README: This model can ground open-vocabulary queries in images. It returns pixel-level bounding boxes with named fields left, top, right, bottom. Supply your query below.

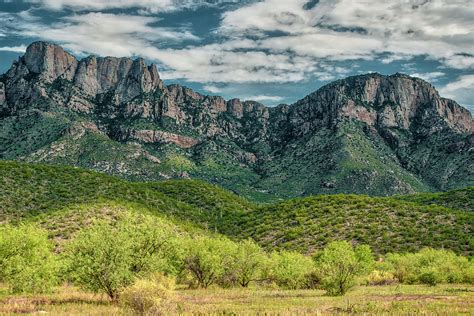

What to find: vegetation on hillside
left=0, top=161, right=472, bottom=256
left=396, top=187, right=474, bottom=211
left=235, top=195, right=473, bottom=255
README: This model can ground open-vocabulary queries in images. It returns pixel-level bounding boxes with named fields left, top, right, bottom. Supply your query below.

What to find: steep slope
left=1, top=161, right=472, bottom=255
left=0, top=42, right=472, bottom=200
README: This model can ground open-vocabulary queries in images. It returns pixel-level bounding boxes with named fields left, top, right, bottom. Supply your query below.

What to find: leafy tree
left=0, top=224, right=58, bottom=294
left=183, top=236, right=236, bottom=288
left=124, top=213, right=183, bottom=276
left=314, top=241, right=374, bottom=296
left=269, top=251, right=315, bottom=289
left=230, top=239, right=267, bottom=287
left=64, top=213, right=181, bottom=300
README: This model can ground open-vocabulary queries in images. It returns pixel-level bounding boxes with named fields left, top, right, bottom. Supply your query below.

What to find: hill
left=234, top=195, right=472, bottom=255
left=0, top=161, right=472, bottom=255
left=395, top=187, right=474, bottom=212
left=0, top=42, right=473, bottom=201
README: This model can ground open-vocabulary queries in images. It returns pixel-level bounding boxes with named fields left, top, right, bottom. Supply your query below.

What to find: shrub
left=183, top=236, right=236, bottom=288
left=0, top=224, right=58, bottom=294
left=463, top=263, right=474, bottom=284
left=120, top=273, right=175, bottom=315
left=385, top=248, right=472, bottom=285
left=314, top=241, right=374, bottom=296
left=366, top=270, right=397, bottom=286
left=269, top=251, right=315, bottom=289
left=229, top=239, right=267, bottom=287
left=419, top=268, right=442, bottom=286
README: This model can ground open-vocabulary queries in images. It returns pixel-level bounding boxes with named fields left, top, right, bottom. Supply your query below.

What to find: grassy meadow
left=1, top=284, right=473, bottom=315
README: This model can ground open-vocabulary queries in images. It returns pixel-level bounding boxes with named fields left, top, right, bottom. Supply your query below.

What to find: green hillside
left=395, top=187, right=474, bottom=212
left=234, top=195, right=472, bottom=255
left=0, top=161, right=472, bottom=255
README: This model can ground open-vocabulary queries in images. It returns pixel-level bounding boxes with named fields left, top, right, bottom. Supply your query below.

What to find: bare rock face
left=127, top=129, right=199, bottom=148
left=0, top=82, right=5, bottom=106
left=227, top=98, right=243, bottom=118
left=288, top=73, right=473, bottom=137
left=23, top=41, right=78, bottom=82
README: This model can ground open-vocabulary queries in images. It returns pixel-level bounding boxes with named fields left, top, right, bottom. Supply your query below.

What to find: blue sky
left=0, top=0, right=473, bottom=112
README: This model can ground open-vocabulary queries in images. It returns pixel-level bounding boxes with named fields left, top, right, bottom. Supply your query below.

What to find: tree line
left=1, top=212, right=473, bottom=301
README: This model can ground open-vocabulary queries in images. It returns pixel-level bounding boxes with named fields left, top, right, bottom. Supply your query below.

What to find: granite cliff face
left=0, top=42, right=472, bottom=200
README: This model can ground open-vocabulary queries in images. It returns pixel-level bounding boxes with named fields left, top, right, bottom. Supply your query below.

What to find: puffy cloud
left=219, top=0, right=474, bottom=68
left=410, top=71, right=445, bottom=82
left=439, top=75, right=474, bottom=111
left=203, top=85, right=222, bottom=94
left=5, top=12, right=199, bottom=58
left=150, top=45, right=316, bottom=83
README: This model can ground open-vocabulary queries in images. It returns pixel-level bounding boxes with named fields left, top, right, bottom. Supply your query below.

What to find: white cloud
left=219, top=0, right=474, bottom=68
left=443, top=55, right=474, bottom=69
left=203, top=85, right=222, bottom=93
left=8, top=12, right=199, bottom=58
left=243, top=95, right=284, bottom=102
left=26, top=0, right=214, bottom=12
left=439, top=75, right=474, bottom=110
left=0, top=45, right=27, bottom=53
left=410, top=71, right=445, bottom=82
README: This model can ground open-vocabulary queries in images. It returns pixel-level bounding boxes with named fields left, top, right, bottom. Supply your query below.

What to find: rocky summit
left=0, top=42, right=473, bottom=201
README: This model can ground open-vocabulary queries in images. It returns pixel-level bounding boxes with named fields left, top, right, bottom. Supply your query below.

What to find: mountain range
left=1, top=42, right=473, bottom=201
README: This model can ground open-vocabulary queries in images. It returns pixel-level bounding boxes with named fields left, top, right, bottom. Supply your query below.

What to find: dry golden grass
left=0, top=284, right=473, bottom=315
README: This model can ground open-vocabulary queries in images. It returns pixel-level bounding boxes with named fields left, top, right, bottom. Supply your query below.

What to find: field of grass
left=1, top=284, right=473, bottom=315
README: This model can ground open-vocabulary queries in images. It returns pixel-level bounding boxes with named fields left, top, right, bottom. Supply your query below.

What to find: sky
left=0, top=0, right=473, bottom=112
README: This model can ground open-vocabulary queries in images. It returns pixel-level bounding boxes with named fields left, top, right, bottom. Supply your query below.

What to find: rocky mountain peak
left=23, top=41, right=78, bottom=82
left=294, top=73, right=473, bottom=135
left=4, top=41, right=166, bottom=115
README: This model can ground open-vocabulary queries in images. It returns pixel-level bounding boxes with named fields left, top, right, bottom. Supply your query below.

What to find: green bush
left=183, top=236, right=236, bottom=288
left=229, top=239, right=267, bottom=287
left=269, top=251, right=315, bottom=289
left=384, top=248, right=472, bottom=285
left=314, top=241, right=374, bottom=296
left=366, top=270, right=397, bottom=286
left=120, top=273, right=175, bottom=315
left=0, top=224, right=58, bottom=294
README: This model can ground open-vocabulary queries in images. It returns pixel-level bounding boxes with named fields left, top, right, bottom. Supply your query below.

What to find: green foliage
left=228, top=239, right=267, bottom=287
left=383, top=248, right=472, bottom=286
left=0, top=161, right=472, bottom=257
left=183, top=236, right=236, bottom=288
left=268, top=251, right=315, bottom=289
left=365, top=270, right=397, bottom=286
left=396, top=187, right=474, bottom=211
left=0, top=224, right=58, bottom=294
left=314, top=241, right=374, bottom=296
left=238, top=194, right=473, bottom=255
left=63, top=212, right=182, bottom=299
left=120, top=273, right=175, bottom=315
